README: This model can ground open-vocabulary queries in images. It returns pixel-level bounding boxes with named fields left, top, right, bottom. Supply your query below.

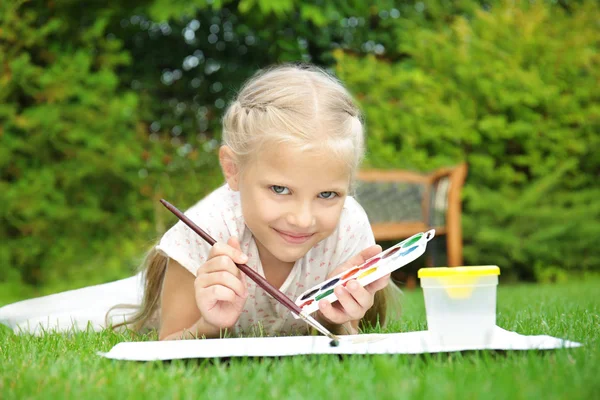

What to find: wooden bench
left=355, top=163, right=468, bottom=267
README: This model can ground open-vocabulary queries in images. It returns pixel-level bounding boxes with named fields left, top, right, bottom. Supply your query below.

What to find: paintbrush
left=160, top=199, right=340, bottom=345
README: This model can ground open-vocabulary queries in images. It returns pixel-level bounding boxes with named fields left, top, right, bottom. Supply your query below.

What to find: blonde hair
left=110, top=63, right=400, bottom=333
left=222, top=64, right=365, bottom=185
left=108, top=246, right=168, bottom=332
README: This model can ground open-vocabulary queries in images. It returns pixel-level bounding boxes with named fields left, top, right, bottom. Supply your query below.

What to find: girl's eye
left=271, top=185, right=290, bottom=195
left=319, top=191, right=338, bottom=199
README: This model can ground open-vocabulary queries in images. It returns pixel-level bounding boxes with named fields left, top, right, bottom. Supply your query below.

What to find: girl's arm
left=158, top=259, right=220, bottom=340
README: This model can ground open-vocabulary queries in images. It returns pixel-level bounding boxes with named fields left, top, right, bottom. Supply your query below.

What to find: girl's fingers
left=329, top=244, right=382, bottom=277
left=196, top=270, right=247, bottom=298
left=347, top=244, right=382, bottom=267
left=201, top=285, right=237, bottom=303
left=332, top=286, right=363, bottom=320
left=364, top=274, right=391, bottom=294
left=240, top=271, right=248, bottom=288
left=227, top=236, right=242, bottom=251
left=318, top=300, right=350, bottom=325
left=319, top=278, right=382, bottom=323
left=201, top=255, right=240, bottom=273
left=338, top=281, right=373, bottom=314
left=318, top=284, right=372, bottom=323
left=208, top=238, right=248, bottom=265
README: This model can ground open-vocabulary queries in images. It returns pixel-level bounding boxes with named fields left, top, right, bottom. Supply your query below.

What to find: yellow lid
left=418, top=266, right=500, bottom=278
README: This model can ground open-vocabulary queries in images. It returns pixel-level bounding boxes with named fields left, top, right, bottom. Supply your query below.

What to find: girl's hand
left=317, top=244, right=390, bottom=332
left=194, top=237, right=249, bottom=330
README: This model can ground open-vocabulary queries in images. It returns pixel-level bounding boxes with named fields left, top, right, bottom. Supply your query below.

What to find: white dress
left=0, top=184, right=374, bottom=335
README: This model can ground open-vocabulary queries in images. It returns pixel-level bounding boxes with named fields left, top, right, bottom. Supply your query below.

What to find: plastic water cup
left=418, top=266, right=500, bottom=347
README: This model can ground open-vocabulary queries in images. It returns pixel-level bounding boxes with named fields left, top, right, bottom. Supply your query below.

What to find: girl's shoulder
left=334, top=195, right=374, bottom=247
left=340, top=195, right=370, bottom=224
left=297, top=195, right=373, bottom=274
left=156, top=184, right=246, bottom=275
left=312, top=195, right=372, bottom=251
left=187, top=183, right=238, bottom=209
left=184, top=184, right=242, bottom=220
left=184, top=183, right=245, bottom=235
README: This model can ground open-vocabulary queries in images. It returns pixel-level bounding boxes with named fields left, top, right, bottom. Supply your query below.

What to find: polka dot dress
left=155, top=184, right=375, bottom=336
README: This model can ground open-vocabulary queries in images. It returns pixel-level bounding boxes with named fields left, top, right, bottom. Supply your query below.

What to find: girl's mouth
left=274, top=229, right=314, bottom=244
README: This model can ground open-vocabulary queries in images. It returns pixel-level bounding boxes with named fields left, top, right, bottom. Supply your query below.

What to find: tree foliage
left=0, top=0, right=147, bottom=292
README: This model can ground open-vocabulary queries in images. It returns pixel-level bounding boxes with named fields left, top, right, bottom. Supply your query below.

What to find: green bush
left=0, top=1, right=151, bottom=292
left=335, top=0, right=600, bottom=279
left=0, top=1, right=232, bottom=295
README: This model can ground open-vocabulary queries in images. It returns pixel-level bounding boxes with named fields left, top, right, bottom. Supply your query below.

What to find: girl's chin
left=269, top=243, right=313, bottom=264
left=272, top=249, right=308, bottom=264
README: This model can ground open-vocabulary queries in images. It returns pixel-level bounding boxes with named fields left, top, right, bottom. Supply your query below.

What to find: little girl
left=122, top=64, right=400, bottom=340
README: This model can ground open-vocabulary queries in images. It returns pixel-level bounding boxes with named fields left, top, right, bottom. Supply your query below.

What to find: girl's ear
left=219, top=145, right=240, bottom=190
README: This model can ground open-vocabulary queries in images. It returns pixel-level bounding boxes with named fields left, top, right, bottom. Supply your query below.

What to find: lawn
left=1, top=278, right=598, bottom=399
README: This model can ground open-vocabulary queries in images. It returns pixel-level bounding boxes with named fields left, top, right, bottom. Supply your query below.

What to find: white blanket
left=0, top=273, right=144, bottom=335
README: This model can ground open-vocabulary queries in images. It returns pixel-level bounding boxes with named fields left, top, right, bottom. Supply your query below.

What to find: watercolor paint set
left=294, top=229, right=436, bottom=316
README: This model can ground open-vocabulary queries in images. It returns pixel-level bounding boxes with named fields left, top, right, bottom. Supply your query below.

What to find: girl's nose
left=287, top=202, right=314, bottom=229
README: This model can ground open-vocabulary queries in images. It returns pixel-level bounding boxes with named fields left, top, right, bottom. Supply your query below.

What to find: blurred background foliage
left=0, top=0, right=598, bottom=302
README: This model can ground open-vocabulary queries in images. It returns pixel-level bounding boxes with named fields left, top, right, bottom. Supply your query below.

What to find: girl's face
left=232, top=144, right=351, bottom=268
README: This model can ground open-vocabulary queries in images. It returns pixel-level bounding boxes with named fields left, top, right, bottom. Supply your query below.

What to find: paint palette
left=294, top=229, right=435, bottom=316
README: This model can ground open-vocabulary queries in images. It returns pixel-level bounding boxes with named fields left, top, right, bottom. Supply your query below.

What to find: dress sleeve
left=327, top=196, right=376, bottom=273
left=155, top=199, right=231, bottom=277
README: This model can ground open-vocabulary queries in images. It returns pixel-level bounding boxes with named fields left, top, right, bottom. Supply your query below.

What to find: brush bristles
left=299, top=312, right=340, bottom=342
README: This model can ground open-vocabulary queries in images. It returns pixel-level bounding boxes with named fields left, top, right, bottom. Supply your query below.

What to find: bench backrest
left=355, top=163, right=467, bottom=266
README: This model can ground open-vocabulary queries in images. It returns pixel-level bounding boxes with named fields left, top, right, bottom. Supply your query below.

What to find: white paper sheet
left=98, top=326, right=581, bottom=361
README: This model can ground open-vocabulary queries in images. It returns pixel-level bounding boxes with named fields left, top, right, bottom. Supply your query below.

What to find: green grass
left=1, top=279, right=598, bottom=399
